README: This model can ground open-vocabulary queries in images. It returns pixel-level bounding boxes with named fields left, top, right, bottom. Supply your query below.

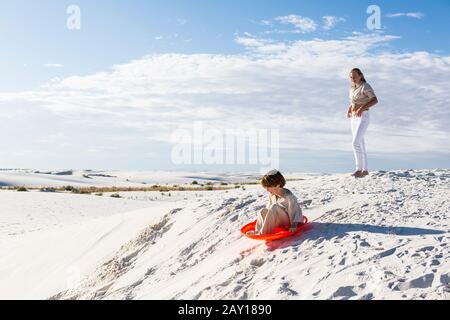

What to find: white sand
left=0, top=169, right=261, bottom=188
left=0, top=169, right=448, bottom=300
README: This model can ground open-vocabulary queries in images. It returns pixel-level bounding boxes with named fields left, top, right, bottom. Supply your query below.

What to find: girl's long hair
left=350, top=68, right=366, bottom=85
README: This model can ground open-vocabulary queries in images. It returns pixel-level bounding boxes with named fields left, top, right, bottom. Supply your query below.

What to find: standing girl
left=347, top=68, right=379, bottom=178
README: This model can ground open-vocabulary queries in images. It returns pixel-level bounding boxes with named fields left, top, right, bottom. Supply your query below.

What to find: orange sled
left=241, top=216, right=308, bottom=241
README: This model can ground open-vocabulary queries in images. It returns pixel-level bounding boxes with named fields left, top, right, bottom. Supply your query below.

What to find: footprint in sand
left=278, top=282, right=298, bottom=296
left=430, top=259, right=440, bottom=266
left=312, top=290, right=321, bottom=297
left=250, top=258, right=266, bottom=268
left=392, top=273, right=435, bottom=291
left=416, top=246, right=435, bottom=253
left=219, top=278, right=233, bottom=287
left=360, top=293, right=374, bottom=300
left=440, top=273, right=450, bottom=286
left=331, top=286, right=357, bottom=299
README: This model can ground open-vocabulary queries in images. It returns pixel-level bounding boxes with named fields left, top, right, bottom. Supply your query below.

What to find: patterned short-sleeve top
left=349, top=82, right=376, bottom=110
left=268, top=188, right=303, bottom=225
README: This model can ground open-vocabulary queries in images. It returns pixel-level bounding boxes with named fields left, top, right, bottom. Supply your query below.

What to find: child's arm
left=267, top=194, right=273, bottom=208
left=289, top=213, right=302, bottom=232
left=287, top=193, right=303, bottom=232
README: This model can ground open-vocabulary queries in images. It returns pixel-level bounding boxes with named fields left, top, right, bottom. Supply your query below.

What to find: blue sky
left=0, top=0, right=449, bottom=173
left=1, top=0, right=448, bottom=91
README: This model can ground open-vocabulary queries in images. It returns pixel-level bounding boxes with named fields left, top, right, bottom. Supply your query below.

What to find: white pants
left=350, top=111, right=370, bottom=171
left=255, top=204, right=290, bottom=235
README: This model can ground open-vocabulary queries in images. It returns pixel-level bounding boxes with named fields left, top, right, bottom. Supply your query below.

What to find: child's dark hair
left=261, top=170, right=286, bottom=188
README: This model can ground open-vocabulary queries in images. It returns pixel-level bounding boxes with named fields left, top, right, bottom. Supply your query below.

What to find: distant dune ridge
left=0, top=169, right=448, bottom=300
left=0, top=169, right=265, bottom=188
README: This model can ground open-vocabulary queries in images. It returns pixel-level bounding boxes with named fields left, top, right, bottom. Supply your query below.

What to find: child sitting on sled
left=248, top=170, right=304, bottom=235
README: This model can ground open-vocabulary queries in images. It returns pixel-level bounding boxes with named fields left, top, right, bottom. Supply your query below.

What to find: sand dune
left=0, top=169, right=263, bottom=188
left=0, top=169, right=448, bottom=300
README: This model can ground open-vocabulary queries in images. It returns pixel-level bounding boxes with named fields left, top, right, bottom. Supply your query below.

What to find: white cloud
left=234, top=36, right=265, bottom=47
left=1, top=33, right=449, bottom=169
left=260, top=20, right=273, bottom=26
left=234, top=35, right=288, bottom=54
left=386, top=12, right=425, bottom=19
left=322, top=16, right=346, bottom=30
left=43, top=64, right=63, bottom=68
left=274, top=15, right=317, bottom=33
left=154, top=34, right=180, bottom=41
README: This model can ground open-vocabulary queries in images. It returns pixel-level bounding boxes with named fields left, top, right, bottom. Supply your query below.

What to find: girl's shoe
left=362, top=171, right=369, bottom=177
left=351, top=170, right=363, bottom=178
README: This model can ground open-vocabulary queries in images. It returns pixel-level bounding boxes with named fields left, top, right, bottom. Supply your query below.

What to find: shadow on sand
left=265, top=222, right=447, bottom=251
